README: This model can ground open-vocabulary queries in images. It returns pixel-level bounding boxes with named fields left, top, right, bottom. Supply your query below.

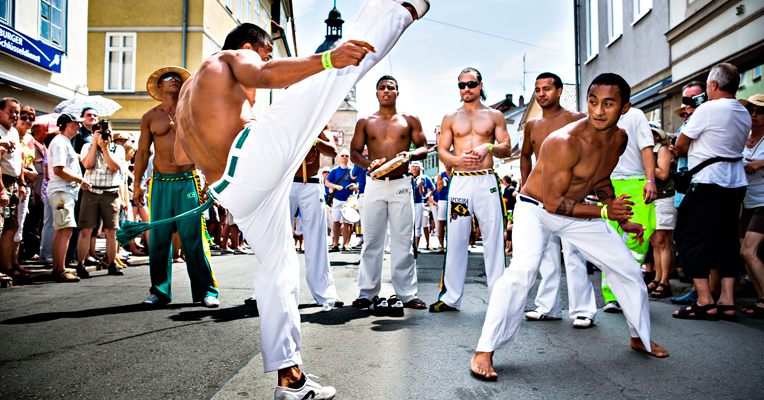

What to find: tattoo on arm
left=594, top=187, right=614, bottom=202
left=555, top=198, right=577, bottom=217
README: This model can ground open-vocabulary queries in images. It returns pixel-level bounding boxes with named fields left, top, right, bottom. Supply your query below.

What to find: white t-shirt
left=612, top=108, right=654, bottom=176
left=47, top=134, right=82, bottom=198
left=682, top=98, right=750, bottom=188
left=0, top=124, right=22, bottom=177
left=743, top=136, right=764, bottom=208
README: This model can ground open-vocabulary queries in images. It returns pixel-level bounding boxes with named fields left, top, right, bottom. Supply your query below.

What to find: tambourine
left=370, top=155, right=408, bottom=179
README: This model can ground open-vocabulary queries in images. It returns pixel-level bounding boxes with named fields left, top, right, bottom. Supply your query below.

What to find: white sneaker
left=394, top=0, right=430, bottom=19
left=524, top=310, right=561, bottom=321
left=142, top=294, right=168, bottom=306
left=203, top=296, right=220, bottom=308
left=603, top=301, right=622, bottom=313
left=274, top=374, right=336, bottom=400
left=572, top=316, right=594, bottom=329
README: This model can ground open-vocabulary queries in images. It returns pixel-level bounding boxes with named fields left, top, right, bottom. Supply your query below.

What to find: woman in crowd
left=647, top=125, right=676, bottom=298
left=739, top=94, right=764, bottom=318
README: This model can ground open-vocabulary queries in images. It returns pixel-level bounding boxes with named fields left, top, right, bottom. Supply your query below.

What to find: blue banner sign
left=0, top=24, right=62, bottom=73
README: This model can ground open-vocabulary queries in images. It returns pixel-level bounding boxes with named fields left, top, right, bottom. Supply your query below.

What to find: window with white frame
left=224, top=0, right=232, bottom=12
left=633, top=0, right=652, bottom=23
left=586, top=0, right=599, bottom=60
left=740, top=72, right=747, bottom=88
left=236, top=0, right=242, bottom=21
left=754, top=66, right=762, bottom=81
left=0, top=0, right=13, bottom=26
left=261, top=1, right=271, bottom=27
left=606, top=0, right=622, bottom=44
left=105, top=33, right=136, bottom=92
left=40, top=0, right=65, bottom=48
left=255, top=1, right=261, bottom=26
left=244, top=0, right=251, bottom=22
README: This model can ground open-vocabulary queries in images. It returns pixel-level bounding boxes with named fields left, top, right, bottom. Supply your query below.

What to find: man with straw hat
left=133, top=66, right=219, bottom=308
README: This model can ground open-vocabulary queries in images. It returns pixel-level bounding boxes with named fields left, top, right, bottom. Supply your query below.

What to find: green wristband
left=488, top=144, right=493, bottom=153
left=321, top=52, right=334, bottom=70
left=601, top=205, right=608, bottom=220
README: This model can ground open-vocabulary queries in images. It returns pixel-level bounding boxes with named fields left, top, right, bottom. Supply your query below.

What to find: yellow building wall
left=88, top=0, right=204, bottom=28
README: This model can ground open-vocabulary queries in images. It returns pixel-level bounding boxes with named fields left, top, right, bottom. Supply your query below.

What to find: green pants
left=148, top=170, right=218, bottom=302
left=602, top=177, right=655, bottom=303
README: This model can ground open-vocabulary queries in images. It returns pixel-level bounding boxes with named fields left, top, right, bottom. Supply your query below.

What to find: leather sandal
left=716, top=304, right=738, bottom=322
left=650, top=283, right=673, bottom=299
left=673, top=302, right=718, bottom=321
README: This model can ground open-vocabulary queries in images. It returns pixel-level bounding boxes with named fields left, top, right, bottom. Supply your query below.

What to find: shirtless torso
left=295, top=126, right=336, bottom=179
left=351, top=113, right=427, bottom=177
left=439, top=105, right=511, bottom=170
left=521, top=109, right=586, bottom=184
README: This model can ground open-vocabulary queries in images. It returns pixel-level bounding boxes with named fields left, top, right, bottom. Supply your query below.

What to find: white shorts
left=437, top=199, right=448, bottom=221
left=654, top=197, right=676, bottom=230
left=331, top=200, right=350, bottom=224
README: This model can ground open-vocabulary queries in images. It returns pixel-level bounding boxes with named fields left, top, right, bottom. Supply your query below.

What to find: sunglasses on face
left=19, top=116, right=35, bottom=122
left=458, top=81, right=480, bottom=90
left=679, top=112, right=688, bottom=118
left=162, top=75, right=182, bottom=83
left=748, top=106, right=764, bottom=115
left=340, top=155, right=349, bottom=158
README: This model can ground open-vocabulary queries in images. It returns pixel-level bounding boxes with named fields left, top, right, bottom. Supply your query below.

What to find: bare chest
left=570, top=143, right=620, bottom=184
left=366, top=116, right=411, bottom=142
left=452, top=113, right=494, bottom=138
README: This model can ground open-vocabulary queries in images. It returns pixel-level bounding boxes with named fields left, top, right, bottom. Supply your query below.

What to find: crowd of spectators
left=0, top=98, right=248, bottom=284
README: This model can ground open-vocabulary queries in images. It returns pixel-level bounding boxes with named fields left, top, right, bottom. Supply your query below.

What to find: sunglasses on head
left=19, top=116, right=35, bottom=122
left=458, top=81, right=480, bottom=90
left=748, top=106, right=764, bottom=115
left=162, top=75, right=181, bottom=83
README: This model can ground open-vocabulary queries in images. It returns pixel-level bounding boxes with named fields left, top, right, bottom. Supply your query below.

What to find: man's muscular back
left=521, top=119, right=628, bottom=204
left=141, top=106, right=194, bottom=174
left=526, top=110, right=586, bottom=157
left=445, top=106, right=508, bottom=171
left=176, top=52, right=258, bottom=183
left=355, top=113, right=422, bottom=178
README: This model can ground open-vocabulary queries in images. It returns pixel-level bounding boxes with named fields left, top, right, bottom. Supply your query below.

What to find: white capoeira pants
left=438, top=171, right=506, bottom=308
left=414, top=203, right=424, bottom=238
left=430, top=203, right=439, bottom=237
left=357, top=176, right=418, bottom=302
left=251, top=180, right=340, bottom=305
left=476, top=197, right=652, bottom=353
left=208, top=0, right=414, bottom=372
left=533, top=236, right=597, bottom=319
left=437, top=199, right=448, bottom=221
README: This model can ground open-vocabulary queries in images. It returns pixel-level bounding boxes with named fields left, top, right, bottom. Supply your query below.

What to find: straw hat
left=740, top=94, right=764, bottom=108
left=672, top=106, right=686, bottom=117
left=112, top=132, right=131, bottom=141
left=146, top=66, right=191, bottom=101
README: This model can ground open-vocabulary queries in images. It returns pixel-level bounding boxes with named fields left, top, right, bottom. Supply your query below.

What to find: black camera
left=682, top=93, right=707, bottom=108
left=96, top=119, right=111, bottom=141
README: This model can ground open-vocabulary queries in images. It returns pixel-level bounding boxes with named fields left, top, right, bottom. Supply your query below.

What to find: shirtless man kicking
left=520, top=72, right=597, bottom=328
left=173, top=1, right=429, bottom=398
left=350, top=75, right=429, bottom=312
left=135, top=67, right=219, bottom=308
left=471, top=73, right=668, bottom=381
left=429, top=67, right=512, bottom=313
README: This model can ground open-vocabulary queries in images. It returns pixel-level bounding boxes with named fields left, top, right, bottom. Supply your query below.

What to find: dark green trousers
left=148, top=170, right=218, bottom=302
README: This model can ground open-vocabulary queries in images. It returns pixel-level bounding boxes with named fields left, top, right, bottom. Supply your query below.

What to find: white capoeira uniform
left=476, top=195, right=652, bottom=353
left=250, top=177, right=340, bottom=305
left=207, top=0, right=414, bottom=372
left=414, top=202, right=425, bottom=238
left=438, top=169, right=506, bottom=308
left=532, top=234, right=597, bottom=320
left=357, top=174, right=418, bottom=301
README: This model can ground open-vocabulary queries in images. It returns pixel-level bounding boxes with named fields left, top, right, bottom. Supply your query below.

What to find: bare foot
left=630, top=338, right=669, bottom=358
left=470, top=351, right=498, bottom=380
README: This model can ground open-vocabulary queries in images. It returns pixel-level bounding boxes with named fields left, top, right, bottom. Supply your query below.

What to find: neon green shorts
left=608, top=177, right=656, bottom=264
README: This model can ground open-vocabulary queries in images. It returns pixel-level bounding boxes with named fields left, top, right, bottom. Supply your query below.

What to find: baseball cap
left=57, top=113, right=85, bottom=129
left=339, top=148, right=350, bottom=157
left=410, top=161, right=423, bottom=168
left=321, top=166, right=331, bottom=173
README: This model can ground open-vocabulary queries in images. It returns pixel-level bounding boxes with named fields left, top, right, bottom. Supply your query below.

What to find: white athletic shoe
left=142, top=294, right=168, bottom=306
left=524, top=311, right=561, bottom=321
left=394, top=0, right=430, bottom=19
left=203, top=296, right=220, bottom=308
left=274, top=373, right=336, bottom=400
left=603, top=301, right=622, bottom=313
left=572, top=316, right=594, bottom=329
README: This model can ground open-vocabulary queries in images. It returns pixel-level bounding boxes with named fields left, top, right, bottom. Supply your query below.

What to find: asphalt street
left=1, top=237, right=763, bottom=400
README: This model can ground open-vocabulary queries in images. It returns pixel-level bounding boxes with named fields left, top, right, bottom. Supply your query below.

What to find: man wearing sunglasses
left=349, top=75, right=429, bottom=312
left=169, top=1, right=430, bottom=397
left=134, top=66, right=219, bottom=309
left=429, top=67, right=512, bottom=313
left=518, top=72, right=596, bottom=329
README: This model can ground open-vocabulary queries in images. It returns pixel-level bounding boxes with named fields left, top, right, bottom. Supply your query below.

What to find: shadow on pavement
left=300, top=306, right=372, bottom=326
left=1, top=303, right=255, bottom=325
left=370, top=317, right=422, bottom=332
